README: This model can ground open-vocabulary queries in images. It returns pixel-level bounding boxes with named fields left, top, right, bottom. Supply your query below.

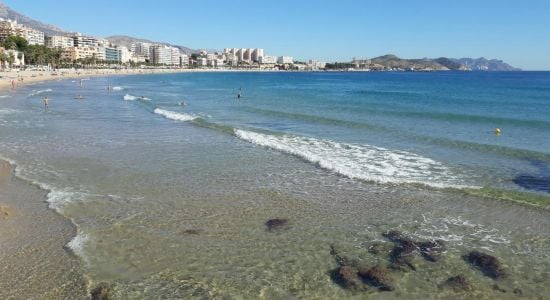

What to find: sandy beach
left=0, top=161, right=88, bottom=299
left=0, top=68, right=214, bottom=91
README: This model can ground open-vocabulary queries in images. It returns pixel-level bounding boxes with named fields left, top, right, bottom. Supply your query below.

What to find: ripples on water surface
left=0, top=71, right=549, bottom=298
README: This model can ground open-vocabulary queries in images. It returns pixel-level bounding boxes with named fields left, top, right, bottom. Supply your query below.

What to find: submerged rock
left=330, top=244, right=359, bottom=268
left=358, top=265, right=394, bottom=291
left=417, top=240, right=446, bottom=262
left=387, top=237, right=417, bottom=271
left=382, top=230, right=403, bottom=242
left=91, top=283, right=110, bottom=300
left=181, top=229, right=200, bottom=235
left=463, top=251, right=506, bottom=279
left=265, top=218, right=289, bottom=231
left=330, top=266, right=366, bottom=291
left=368, top=242, right=392, bottom=255
left=439, top=275, right=471, bottom=291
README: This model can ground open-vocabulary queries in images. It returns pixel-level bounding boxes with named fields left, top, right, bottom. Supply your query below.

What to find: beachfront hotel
left=0, top=18, right=44, bottom=45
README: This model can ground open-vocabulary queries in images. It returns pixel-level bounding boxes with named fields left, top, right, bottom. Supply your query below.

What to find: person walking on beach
left=42, top=96, right=49, bottom=108
left=11, top=80, right=15, bottom=89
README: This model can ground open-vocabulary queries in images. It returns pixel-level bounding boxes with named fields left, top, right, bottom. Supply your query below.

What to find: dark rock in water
left=390, top=255, right=416, bottom=271
left=265, top=218, right=289, bottom=231
left=439, top=275, right=471, bottom=291
left=382, top=230, right=403, bottom=241
left=389, top=238, right=417, bottom=271
left=181, top=229, right=200, bottom=235
left=330, top=245, right=359, bottom=268
left=91, top=283, right=110, bottom=300
left=513, top=174, right=550, bottom=193
left=513, top=288, right=523, bottom=295
left=513, top=160, right=550, bottom=193
left=330, top=266, right=366, bottom=291
left=418, top=240, right=446, bottom=262
left=463, top=251, right=506, bottom=279
left=358, top=265, right=394, bottom=291
left=383, top=231, right=418, bottom=271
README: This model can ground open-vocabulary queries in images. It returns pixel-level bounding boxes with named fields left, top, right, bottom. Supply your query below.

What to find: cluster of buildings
left=0, top=17, right=327, bottom=70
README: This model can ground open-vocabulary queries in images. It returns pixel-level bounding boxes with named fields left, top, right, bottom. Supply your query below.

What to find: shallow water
left=0, top=72, right=549, bottom=298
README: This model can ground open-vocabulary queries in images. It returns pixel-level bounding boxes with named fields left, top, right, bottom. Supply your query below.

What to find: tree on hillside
left=2, top=35, right=28, bottom=51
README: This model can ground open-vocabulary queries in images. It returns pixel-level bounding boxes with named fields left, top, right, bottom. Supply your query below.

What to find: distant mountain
left=0, top=3, right=204, bottom=54
left=0, top=2, right=67, bottom=35
left=452, top=57, right=520, bottom=71
left=369, top=54, right=449, bottom=70
left=361, top=54, right=520, bottom=71
left=106, top=35, right=201, bottom=54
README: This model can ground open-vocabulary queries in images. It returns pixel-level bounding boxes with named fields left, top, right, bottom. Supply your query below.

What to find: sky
left=4, top=0, right=550, bottom=70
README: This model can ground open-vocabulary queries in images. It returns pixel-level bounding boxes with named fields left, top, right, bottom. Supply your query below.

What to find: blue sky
left=4, top=0, right=550, bottom=70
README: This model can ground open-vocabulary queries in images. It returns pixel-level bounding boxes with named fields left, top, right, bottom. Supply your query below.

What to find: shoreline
left=0, top=68, right=242, bottom=92
left=0, top=159, right=88, bottom=299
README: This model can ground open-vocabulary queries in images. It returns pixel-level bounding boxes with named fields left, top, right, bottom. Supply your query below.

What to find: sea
left=0, top=71, right=549, bottom=298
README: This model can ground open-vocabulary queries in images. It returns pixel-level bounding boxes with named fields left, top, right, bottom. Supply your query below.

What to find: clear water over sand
left=0, top=72, right=549, bottom=298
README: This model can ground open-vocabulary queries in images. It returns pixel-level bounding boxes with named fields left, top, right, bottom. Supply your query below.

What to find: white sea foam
left=154, top=108, right=197, bottom=122
left=235, top=129, right=469, bottom=188
left=28, top=89, right=52, bottom=96
left=0, top=95, right=11, bottom=98
left=112, top=86, right=124, bottom=91
left=66, top=232, right=88, bottom=259
left=124, top=94, right=151, bottom=101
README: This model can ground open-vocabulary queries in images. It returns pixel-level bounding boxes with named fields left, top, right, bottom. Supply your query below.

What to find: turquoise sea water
left=0, top=71, right=549, bottom=298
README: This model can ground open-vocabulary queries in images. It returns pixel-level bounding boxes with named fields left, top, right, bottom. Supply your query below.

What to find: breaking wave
left=234, top=129, right=471, bottom=188
left=29, top=89, right=52, bottom=96
left=153, top=108, right=198, bottom=122
left=124, top=94, right=151, bottom=101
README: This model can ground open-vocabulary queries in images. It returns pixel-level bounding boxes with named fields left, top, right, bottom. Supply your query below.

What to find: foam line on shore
left=0, top=154, right=89, bottom=263
left=234, top=129, right=472, bottom=189
left=153, top=108, right=198, bottom=122
left=124, top=94, right=151, bottom=101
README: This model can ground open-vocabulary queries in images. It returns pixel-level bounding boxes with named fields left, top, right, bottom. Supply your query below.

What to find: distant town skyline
left=4, top=0, right=550, bottom=70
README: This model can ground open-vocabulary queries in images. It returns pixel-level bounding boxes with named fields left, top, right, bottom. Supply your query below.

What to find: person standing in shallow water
left=42, top=96, right=49, bottom=108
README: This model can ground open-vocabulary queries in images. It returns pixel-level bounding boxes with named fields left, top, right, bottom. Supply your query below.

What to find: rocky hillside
left=363, top=54, right=520, bottom=71
left=0, top=2, right=67, bottom=35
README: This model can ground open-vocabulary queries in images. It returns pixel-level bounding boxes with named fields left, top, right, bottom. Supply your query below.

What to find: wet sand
left=0, top=160, right=88, bottom=299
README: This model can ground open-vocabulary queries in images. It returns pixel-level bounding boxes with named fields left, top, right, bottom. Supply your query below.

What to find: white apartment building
left=180, top=54, right=189, bottom=67
left=197, top=58, right=208, bottom=67
left=150, top=44, right=173, bottom=65
left=309, top=60, right=327, bottom=69
left=45, top=35, right=74, bottom=48
left=134, top=42, right=151, bottom=59
left=20, top=26, right=44, bottom=45
left=223, top=48, right=265, bottom=63
left=251, top=48, right=264, bottom=61
left=118, top=46, right=132, bottom=63
left=170, top=47, right=180, bottom=66
left=72, top=33, right=106, bottom=48
left=259, top=55, right=277, bottom=64
left=277, top=56, right=294, bottom=64
left=0, top=18, right=44, bottom=45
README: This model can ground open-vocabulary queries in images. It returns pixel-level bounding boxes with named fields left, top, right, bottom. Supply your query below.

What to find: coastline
left=0, top=160, right=88, bottom=299
left=0, top=67, right=244, bottom=91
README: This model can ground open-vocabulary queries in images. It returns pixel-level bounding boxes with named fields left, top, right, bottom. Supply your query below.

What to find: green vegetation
left=1, top=35, right=29, bottom=51
left=460, top=187, right=550, bottom=210
left=325, top=62, right=354, bottom=70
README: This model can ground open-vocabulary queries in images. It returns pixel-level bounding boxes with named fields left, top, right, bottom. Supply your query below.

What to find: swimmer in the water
left=179, top=101, right=187, bottom=106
